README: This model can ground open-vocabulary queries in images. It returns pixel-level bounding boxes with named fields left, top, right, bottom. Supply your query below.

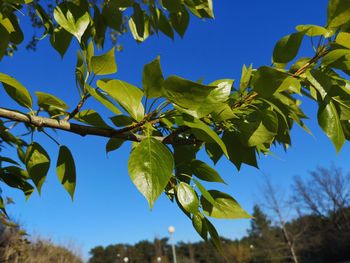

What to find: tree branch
left=64, top=94, right=91, bottom=121
left=0, top=107, right=195, bottom=145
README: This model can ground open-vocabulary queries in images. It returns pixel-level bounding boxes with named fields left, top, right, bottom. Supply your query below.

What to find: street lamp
left=123, top=257, right=129, bottom=263
left=156, top=256, right=162, bottom=262
left=168, top=226, right=177, bottom=263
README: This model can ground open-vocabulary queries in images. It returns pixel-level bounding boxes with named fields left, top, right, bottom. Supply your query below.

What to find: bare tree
left=292, top=166, right=350, bottom=229
left=261, top=176, right=300, bottom=263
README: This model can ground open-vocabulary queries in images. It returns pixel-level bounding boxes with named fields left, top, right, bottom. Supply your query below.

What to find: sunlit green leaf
left=143, top=56, right=164, bottom=98
left=177, top=182, right=199, bottom=214
left=201, top=190, right=251, bottom=219
left=91, top=47, right=117, bottom=75
left=54, top=5, right=90, bottom=42
left=97, top=79, right=144, bottom=121
left=128, top=137, right=174, bottom=208
left=336, top=32, right=350, bottom=49
left=327, top=0, right=350, bottom=28
left=35, top=91, right=68, bottom=115
left=25, top=142, right=50, bottom=194
left=85, top=84, right=122, bottom=115
left=318, top=98, right=345, bottom=152
left=75, top=109, right=110, bottom=128
left=296, top=24, right=334, bottom=37
left=56, top=145, right=76, bottom=200
left=0, top=73, right=32, bottom=109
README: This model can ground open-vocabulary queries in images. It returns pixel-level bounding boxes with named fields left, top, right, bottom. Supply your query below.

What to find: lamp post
left=123, top=257, right=129, bottom=263
left=168, top=226, right=177, bottom=263
left=156, top=256, right=162, bottom=262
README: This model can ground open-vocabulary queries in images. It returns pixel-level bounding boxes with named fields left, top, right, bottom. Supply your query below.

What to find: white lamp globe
left=168, top=226, right=175, bottom=234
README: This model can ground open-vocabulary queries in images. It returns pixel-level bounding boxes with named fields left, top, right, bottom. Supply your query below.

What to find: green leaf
left=74, top=51, right=85, bottom=95
left=129, top=3, right=149, bottom=42
left=97, top=79, right=145, bottom=121
left=201, top=190, right=251, bottom=219
left=35, top=91, right=68, bottom=115
left=173, top=144, right=197, bottom=183
left=333, top=96, right=350, bottom=120
left=0, top=24, right=10, bottom=61
left=56, top=145, right=76, bottom=200
left=205, top=142, right=223, bottom=164
left=162, top=0, right=183, bottom=12
left=240, top=64, right=253, bottom=91
left=91, top=47, right=117, bottom=75
left=164, top=77, right=232, bottom=118
left=0, top=73, right=32, bottom=109
left=336, top=32, right=350, bottom=49
left=305, top=70, right=331, bottom=99
left=296, top=24, right=334, bottom=37
left=192, top=179, right=216, bottom=206
left=54, top=5, right=90, bottom=42
left=106, top=138, right=125, bottom=154
left=170, top=8, right=190, bottom=37
left=190, top=160, right=225, bottom=183
left=185, top=0, right=214, bottom=18
left=192, top=213, right=208, bottom=240
left=86, top=41, right=94, bottom=73
left=318, top=98, right=345, bottom=152
left=25, top=142, right=50, bottom=194
left=252, top=66, right=290, bottom=97
left=75, top=109, right=110, bottom=128
left=163, top=76, right=215, bottom=109
left=273, top=32, right=305, bottom=63
left=327, top=0, right=350, bottom=28
left=222, top=131, right=257, bottom=170
left=181, top=115, right=228, bottom=157
left=110, top=115, right=134, bottom=127
left=157, top=9, right=174, bottom=39
left=102, top=1, right=123, bottom=31
left=85, top=84, right=122, bottom=115
left=92, top=6, right=107, bottom=49
left=238, top=110, right=278, bottom=147
left=321, top=49, right=350, bottom=69
left=0, top=166, right=34, bottom=200
left=176, top=182, right=199, bottom=214
left=143, top=56, right=164, bottom=98
left=128, top=137, right=174, bottom=208
left=205, top=218, right=224, bottom=255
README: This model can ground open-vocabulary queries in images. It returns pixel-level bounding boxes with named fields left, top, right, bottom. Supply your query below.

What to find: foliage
left=1, top=0, right=350, bottom=252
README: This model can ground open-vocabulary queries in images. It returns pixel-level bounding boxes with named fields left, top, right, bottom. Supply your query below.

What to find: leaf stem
left=42, top=129, right=60, bottom=146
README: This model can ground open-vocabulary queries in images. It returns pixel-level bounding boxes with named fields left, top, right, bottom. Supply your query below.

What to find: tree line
left=88, top=166, right=350, bottom=263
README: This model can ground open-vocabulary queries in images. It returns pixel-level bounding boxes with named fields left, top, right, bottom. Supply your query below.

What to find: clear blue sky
left=1, top=0, right=348, bottom=260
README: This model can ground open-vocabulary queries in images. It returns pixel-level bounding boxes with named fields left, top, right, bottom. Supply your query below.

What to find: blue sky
left=1, top=0, right=348, bottom=260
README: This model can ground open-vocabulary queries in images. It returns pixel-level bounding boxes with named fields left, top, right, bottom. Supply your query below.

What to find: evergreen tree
left=248, top=205, right=288, bottom=263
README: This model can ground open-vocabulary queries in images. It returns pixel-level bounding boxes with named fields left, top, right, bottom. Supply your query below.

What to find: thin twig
left=41, top=129, right=60, bottom=146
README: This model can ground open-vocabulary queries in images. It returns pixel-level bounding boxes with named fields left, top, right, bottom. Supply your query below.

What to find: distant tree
left=247, top=205, right=286, bottom=263
left=292, top=166, right=350, bottom=262
left=262, top=177, right=300, bottom=263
